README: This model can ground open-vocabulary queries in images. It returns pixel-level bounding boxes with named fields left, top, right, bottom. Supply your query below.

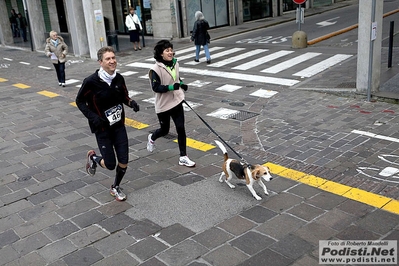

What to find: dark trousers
left=152, top=102, right=187, bottom=156
left=53, top=62, right=65, bottom=83
left=11, top=23, right=19, bottom=37
left=95, top=125, right=128, bottom=170
left=20, top=27, right=27, bottom=41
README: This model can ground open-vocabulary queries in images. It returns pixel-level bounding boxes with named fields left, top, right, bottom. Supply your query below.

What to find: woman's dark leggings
left=152, top=102, right=187, bottom=156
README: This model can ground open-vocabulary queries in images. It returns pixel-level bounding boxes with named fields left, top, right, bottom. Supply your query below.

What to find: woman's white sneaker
left=147, top=134, right=155, bottom=152
left=179, top=156, right=196, bottom=167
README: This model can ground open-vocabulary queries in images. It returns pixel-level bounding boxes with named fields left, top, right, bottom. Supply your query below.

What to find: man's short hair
left=97, top=46, right=115, bottom=61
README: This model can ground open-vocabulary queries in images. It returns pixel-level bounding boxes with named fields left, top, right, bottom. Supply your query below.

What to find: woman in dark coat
left=190, top=11, right=211, bottom=64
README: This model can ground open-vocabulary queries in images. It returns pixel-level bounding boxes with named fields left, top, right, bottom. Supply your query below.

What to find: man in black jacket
left=9, top=9, right=19, bottom=37
left=76, top=46, right=139, bottom=201
left=16, top=13, right=28, bottom=42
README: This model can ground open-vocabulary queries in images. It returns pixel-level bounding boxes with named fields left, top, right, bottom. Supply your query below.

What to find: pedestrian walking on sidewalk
left=147, top=40, right=196, bottom=167
left=125, top=7, right=142, bottom=51
left=9, top=9, right=19, bottom=38
left=190, top=11, right=211, bottom=64
left=16, top=13, right=28, bottom=42
left=76, top=46, right=140, bottom=201
left=44, top=31, right=68, bottom=87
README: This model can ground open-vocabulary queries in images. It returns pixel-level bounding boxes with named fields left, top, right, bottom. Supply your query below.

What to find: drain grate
left=228, top=111, right=259, bottom=121
left=229, top=102, right=245, bottom=107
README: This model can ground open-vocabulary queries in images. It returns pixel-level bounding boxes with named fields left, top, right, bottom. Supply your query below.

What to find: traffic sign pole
left=292, top=0, right=307, bottom=49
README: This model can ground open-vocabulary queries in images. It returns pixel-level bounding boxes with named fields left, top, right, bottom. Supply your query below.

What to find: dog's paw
left=254, top=195, right=262, bottom=200
left=264, top=191, right=269, bottom=195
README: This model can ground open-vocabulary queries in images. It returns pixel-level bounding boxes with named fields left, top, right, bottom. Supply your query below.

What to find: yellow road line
left=69, top=102, right=77, bottom=107
left=265, top=162, right=399, bottom=215
left=0, top=78, right=8, bottom=82
left=125, top=118, right=149, bottom=129
left=174, top=138, right=216, bottom=152
left=37, top=90, right=59, bottom=98
left=13, top=83, right=30, bottom=89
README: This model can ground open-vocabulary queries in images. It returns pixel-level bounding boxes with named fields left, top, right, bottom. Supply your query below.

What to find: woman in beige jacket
left=44, top=30, right=68, bottom=87
left=147, top=40, right=195, bottom=167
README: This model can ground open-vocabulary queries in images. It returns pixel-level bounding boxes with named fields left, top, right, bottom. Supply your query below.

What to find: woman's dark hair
left=153, top=40, right=173, bottom=61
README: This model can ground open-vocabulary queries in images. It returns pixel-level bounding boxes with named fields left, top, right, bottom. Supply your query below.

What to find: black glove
left=130, top=100, right=139, bottom=112
left=168, top=83, right=180, bottom=91
left=93, top=116, right=108, bottom=128
left=180, top=84, right=188, bottom=91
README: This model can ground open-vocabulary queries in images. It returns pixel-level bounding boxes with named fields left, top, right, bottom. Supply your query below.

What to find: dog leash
left=183, top=100, right=248, bottom=164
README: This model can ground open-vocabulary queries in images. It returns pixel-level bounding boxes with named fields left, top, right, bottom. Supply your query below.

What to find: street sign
left=293, top=0, right=306, bottom=4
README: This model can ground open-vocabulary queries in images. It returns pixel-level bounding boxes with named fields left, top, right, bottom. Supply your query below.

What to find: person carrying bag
left=190, top=11, right=211, bottom=64
left=125, top=7, right=143, bottom=51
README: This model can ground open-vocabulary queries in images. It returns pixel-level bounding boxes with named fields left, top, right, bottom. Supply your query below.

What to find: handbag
left=206, top=32, right=211, bottom=43
left=134, top=22, right=140, bottom=30
left=129, top=15, right=140, bottom=31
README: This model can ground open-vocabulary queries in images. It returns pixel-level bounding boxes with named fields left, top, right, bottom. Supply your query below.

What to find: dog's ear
left=251, top=168, right=260, bottom=180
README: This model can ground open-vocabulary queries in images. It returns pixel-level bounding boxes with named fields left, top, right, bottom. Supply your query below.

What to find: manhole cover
left=229, top=102, right=245, bottom=107
left=228, top=111, right=259, bottom=121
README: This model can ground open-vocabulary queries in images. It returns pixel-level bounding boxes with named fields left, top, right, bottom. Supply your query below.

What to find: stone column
left=0, top=1, right=14, bottom=45
left=82, top=0, right=107, bottom=60
left=65, top=0, right=89, bottom=56
left=24, top=0, right=46, bottom=51
left=356, top=0, right=383, bottom=94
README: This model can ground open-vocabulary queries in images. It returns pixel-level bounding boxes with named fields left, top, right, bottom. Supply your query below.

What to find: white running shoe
left=179, top=156, right=196, bottom=167
left=147, top=134, right=155, bottom=152
left=110, top=186, right=127, bottom=201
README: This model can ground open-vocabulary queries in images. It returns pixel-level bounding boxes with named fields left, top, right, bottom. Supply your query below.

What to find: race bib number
left=105, top=104, right=122, bottom=125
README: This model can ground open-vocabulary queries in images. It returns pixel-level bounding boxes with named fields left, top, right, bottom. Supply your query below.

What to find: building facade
left=0, top=0, right=343, bottom=59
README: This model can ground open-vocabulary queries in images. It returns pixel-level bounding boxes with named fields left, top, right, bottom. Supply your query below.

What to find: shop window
left=283, top=0, right=296, bottom=12
left=243, top=0, right=272, bottom=22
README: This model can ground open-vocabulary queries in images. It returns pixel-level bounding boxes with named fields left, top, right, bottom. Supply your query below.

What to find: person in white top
left=125, top=7, right=142, bottom=51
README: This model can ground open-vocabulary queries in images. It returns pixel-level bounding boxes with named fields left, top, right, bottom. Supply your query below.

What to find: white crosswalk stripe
left=126, top=62, right=300, bottom=86
left=261, top=52, right=321, bottom=74
left=293, top=54, right=352, bottom=77
left=128, top=46, right=353, bottom=87
left=232, top=50, right=294, bottom=70
left=185, top=47, right=245, bottom=65
left=173, top=47, right=224, bottom=62
left=208, top=49, right=267, bottom=68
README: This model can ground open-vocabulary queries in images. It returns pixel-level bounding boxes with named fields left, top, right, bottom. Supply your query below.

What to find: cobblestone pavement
left=1, top=1, right=399, bottom=265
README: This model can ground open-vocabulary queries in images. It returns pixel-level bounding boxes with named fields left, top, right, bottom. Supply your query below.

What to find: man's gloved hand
left=180, top=84, right=188, bottom=91
left=130, top=100, right=140, bottom=112
left=93, top=116, right=108, bottom=128
left=168, top=83, right=180, bottom=91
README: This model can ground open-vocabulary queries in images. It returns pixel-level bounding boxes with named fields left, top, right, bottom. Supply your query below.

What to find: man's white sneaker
left=110, top=186, right=127, bottom=201
left=179, top=156, right=196, bottom=167
left=147, top=134, right=155, bottom=152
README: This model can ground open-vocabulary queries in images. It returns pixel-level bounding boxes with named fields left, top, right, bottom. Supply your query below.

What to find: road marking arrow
left=316, top=17, right=339, bottom=27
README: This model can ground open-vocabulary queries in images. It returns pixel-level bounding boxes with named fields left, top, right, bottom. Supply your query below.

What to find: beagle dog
left=215, top=140, right=273, bottom=200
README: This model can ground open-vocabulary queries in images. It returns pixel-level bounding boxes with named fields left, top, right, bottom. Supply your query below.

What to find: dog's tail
left=215, top=140, right=229, bottom=161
